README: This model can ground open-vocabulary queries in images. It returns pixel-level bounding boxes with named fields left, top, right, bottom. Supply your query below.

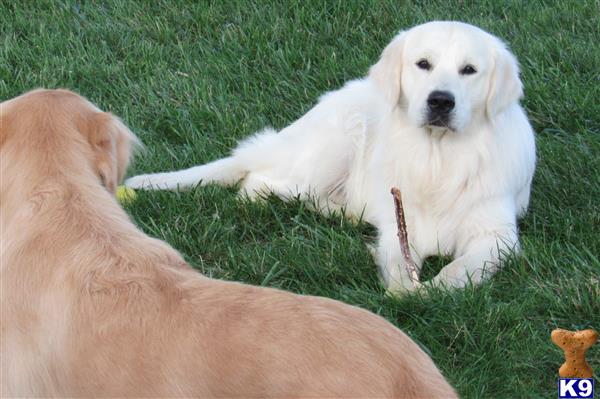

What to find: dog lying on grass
left=128, top=21, right=536, bottom=295
left=0, top=89, right=457, bottom=397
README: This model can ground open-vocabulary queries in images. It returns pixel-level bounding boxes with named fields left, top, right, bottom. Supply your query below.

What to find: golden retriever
left=0, top=89, right=456, bottom=397
left=127, top=21, right=536, bottom=295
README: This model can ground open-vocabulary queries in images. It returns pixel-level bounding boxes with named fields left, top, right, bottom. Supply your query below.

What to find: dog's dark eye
left=416, top=59, right=431, bottom=71
left=460, top=64, right=477, bottom=75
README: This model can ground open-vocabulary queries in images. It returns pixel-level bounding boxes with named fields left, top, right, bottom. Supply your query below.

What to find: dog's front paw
left=384, top=280, right=421, bottom=298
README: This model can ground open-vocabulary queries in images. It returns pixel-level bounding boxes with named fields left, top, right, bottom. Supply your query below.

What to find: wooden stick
left=391, top=187, right=421, bottom=286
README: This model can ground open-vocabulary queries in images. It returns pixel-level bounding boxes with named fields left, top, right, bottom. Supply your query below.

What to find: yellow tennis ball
left=116, top=186, right=137, bottom=204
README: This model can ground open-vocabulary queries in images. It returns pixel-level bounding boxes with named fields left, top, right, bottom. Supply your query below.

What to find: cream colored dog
left=0, top=89, right=456, bottom=398
left=127, top=21, right=536, bottom=295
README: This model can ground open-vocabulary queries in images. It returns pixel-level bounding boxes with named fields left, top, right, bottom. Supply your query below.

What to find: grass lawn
left=2, top=1, right=599, bottom=397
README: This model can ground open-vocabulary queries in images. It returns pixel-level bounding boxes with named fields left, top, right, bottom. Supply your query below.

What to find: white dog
left=127, top=21, right=536, bottom=295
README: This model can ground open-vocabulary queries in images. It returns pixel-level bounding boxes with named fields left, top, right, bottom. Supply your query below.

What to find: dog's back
left=0, top=89, right=457, bottom=398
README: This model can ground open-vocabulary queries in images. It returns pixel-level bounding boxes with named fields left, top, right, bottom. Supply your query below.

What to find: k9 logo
left=558, top=379, right=594, bottom=398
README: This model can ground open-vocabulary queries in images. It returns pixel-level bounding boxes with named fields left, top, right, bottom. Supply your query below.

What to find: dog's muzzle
left=426, top=90, right=455, bottom=128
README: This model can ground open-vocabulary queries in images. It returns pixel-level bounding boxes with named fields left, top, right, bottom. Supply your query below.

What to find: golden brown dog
left=0, top=89, right=457, bottom=398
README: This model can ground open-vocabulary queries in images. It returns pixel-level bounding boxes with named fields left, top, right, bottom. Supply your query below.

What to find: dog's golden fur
left=0, top=89, right=457, bottom=398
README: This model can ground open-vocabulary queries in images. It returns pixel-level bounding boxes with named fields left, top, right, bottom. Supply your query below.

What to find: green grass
left=2, top=1, right=599, bottom=397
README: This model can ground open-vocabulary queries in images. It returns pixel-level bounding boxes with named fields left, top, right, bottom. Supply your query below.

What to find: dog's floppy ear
left=368, top=31, right=407, bottom=106
left=88, top=112, right=140, bottom=194
left=486, top=43, right=523, bottom=118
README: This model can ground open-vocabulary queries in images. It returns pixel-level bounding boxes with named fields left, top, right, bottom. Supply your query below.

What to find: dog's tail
left=125, top=156, right=247, bottom=191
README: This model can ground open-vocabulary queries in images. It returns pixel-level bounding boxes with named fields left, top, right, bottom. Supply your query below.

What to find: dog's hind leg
left=125, top=157, right=246, bottom=191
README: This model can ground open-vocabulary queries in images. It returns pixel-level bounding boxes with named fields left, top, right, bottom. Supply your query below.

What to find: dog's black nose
left=427, top=91, right=455, bottom=113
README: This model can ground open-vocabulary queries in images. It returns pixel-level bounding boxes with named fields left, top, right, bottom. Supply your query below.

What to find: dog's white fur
left=127, top=21, right=536, bottom=294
